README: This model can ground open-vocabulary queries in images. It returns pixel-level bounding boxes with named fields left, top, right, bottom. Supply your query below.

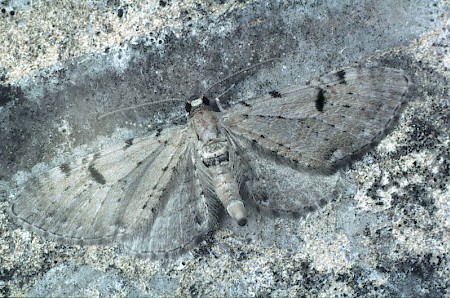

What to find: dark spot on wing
left=88, top=164, right=106, bottom=185
left=336, top=70, right=346, bottom=84
left=155, top=127, right=163, bottom=137
left=269, top=90, right=282, bottom=98
left=315, top=88, right=326, bottom=112
left=304, top=205, right=317, bottom=212
left=318, top=198, right=328, bottom=207
left=124, top=138, right=134, bottom=149
left=125, top=138, right=134, bottom=149
left=113, top=218, right=124, bottom=229
left=59, top=163, right=71, bottom=176
left=195, top=214, right=202, bottom=225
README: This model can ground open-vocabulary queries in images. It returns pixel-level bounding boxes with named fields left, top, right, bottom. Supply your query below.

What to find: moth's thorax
left=191, top=105, right=230, bottom=169
left=190, top=106, right=219, bottom=142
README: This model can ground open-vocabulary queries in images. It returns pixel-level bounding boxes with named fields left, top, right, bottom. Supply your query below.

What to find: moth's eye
left=185, top=102, right=192, bottom=112
left=202, top=96, right=210, bottom=106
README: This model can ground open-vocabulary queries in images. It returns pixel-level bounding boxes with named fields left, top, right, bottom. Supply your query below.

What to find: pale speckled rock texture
left=1, top=0, right=449, bottom=297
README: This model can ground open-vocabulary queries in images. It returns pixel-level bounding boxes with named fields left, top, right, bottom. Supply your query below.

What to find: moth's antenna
left=201, top=58, right=280, bottom=99
left=98, top=58, right=279, bottom=120
left=97, top=98, right=185, bottom=120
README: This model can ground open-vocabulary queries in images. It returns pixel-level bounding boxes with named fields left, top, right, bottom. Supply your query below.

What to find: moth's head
left=185, top=96, right=218, bottom=114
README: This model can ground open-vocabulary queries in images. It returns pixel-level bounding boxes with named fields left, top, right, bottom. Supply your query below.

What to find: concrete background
left=0, top=0, right=449, bottom=296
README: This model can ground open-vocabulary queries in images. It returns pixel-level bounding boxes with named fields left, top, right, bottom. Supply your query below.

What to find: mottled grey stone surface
left=1, top=0, right=449, bottom=296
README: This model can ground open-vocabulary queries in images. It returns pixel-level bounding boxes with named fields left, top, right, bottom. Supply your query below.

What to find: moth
left=8, top=66, right=411, bottom=258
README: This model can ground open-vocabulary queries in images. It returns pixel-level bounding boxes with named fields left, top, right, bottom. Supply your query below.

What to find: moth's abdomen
left=201, top=140, right=229, bottom=167
left=201, top=140, right=247, bottom=226
left=210, top=167, right=247, bottom=226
